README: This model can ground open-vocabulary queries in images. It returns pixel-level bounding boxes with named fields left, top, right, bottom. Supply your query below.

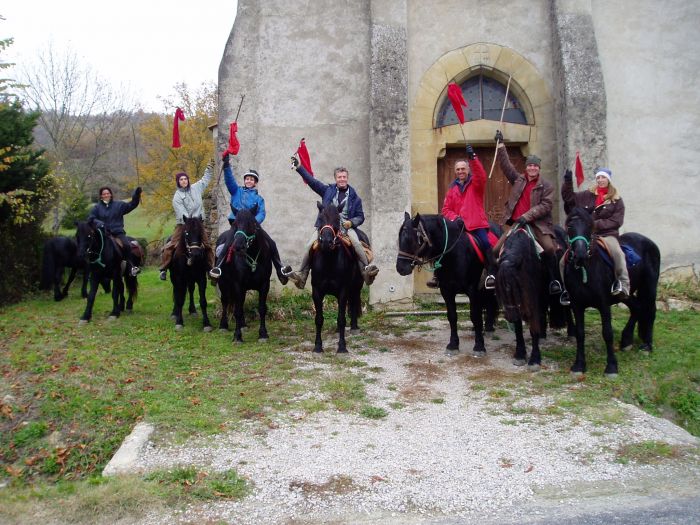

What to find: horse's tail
left=125, top=274, right=139, bottom=302
left=39, top=239, right=55, bottom=290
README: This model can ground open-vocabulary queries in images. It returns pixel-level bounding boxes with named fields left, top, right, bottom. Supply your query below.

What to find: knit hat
left=525, top=155, right=541, bottom=167
left=175, top=172, right=190, bottom=188
left=244, top=169, right=260, bottom=183
left=595, top=168, right=612, bottom=181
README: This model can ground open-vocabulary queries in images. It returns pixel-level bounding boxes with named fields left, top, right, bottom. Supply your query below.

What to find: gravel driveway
left=135, top=317, right=700, bottom=524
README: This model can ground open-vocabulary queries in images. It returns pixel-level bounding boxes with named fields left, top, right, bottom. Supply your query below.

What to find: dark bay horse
left=396, top=212, right=498, bottom=355
left=310, top=201, right=363, bottom=353
left=75, top=219, right=139, bottom=323
left=563, top=207, right=660, bottom=376
left=169, top=216, right=212, bottom=332
left=217, top=207, right=272, bottom=342
left=40, top=236, right=88, bottom=301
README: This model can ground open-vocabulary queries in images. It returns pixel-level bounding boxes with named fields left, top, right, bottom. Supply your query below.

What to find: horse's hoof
left=203, top=326, right=213, bottom=333
left=620, top=344, right=633, bottom=352
left=638, top=344, right=652, bottom=353
left=78, top=319, right=88, bottom=326
left=485, top=325, right=495, bottom=333
left=472, top=350, right=486, bottom=358
left=349, top=328, right=360, bottom=334
left=337, top=348, right=349, bottom=354
left=313, top=347, right=323, bottom=354
left=512, top=358, right=527, bottom=367
left=170, top=314, right=177, bottom=321
left=259, top=336, right=269, bottom=341
left=570, top=370, right=584, bottom=377
left=219, top=328, right=229, bottom=333
left=108, top=315, right=118, bottom=321
left=528, top=363, right=541, bottom=372
left=445, top=348, right=459, bottom=357
left=175, top=324, right=184, bottom=331
left=189, top=311, right=198, bottom=317
left=605, top=372, right=619, bottom=379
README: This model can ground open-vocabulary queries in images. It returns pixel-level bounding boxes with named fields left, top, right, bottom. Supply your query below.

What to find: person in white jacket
left=159, top=161, right=215, bottom=280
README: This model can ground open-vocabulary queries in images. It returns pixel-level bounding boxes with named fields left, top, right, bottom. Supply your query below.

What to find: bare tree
left=19, top=43, right=135, bottom=231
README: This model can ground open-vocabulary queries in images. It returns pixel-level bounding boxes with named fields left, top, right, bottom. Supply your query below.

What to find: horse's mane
left=233, top=208, right=258, bottom=232
left=318, top=203, right=340, bottom=227
left=176, top=216, right=204, bottom=255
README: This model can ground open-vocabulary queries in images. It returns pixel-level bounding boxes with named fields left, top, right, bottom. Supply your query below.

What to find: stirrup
left=364, top=264, right=379, bottom=277
left=159, top=270, right=167, bottom=281
left=281, top=265, right=293, bottom=276
left=559, top=291, right=571, bottom=306
left=549, top=280, right=563, bottom=295
left=130, top=266, right=141, bottom=277
left=209, top=267, right=222, bottom=279
left=484, top=274, right=496, bottom=290
left=611, top=280, right=623, bottom=295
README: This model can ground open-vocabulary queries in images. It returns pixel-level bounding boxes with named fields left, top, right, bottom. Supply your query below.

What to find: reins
left=87, top=228, right=106, bottom=268
left=398, top=217, right=465, bottom=270
left=233, top=228, right=259, bottom=271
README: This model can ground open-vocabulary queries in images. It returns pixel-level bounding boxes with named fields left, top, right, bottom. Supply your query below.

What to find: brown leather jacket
left=561, top=177, right=625, bottom=238
left=496, top=146, right=555, bottom=237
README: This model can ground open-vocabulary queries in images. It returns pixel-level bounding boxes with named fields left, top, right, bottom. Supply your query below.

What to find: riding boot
left=483, top=246, right=497, bottom=290
left=544, top=253, right=562, bottom=294
left=288, top=251, right=311, bottom=289
left=426, top=275, right=440, bottom=288
left=358, top=260, right=379, bottom=286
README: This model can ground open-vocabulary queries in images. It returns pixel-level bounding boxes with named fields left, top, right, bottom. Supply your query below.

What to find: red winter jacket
left=441, top=156, right=489, bottom=231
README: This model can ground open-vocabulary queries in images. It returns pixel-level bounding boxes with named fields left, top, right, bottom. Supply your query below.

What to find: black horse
left=217, top=206, right=272, bottom=342
left=40, top=236, right=88, bottom=301
left=495, top=224, right=555, bottom=369
left=309, top=201, right=364, bottom=353
left=563, top=207, right=660, bottom=376
left=396, top=212, right=498, bottom=355
left=75, top=219, right=139, bottom=323
left=169, top=216, right=212, bottom=332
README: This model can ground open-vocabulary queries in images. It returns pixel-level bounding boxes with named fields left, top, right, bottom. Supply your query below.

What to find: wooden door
left=437, top=147, right=526, bottom=225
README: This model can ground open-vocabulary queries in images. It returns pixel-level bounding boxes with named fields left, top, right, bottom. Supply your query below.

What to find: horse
left=563, top=207, right=661, bottom=376
left=39, top=236, right=88, bottom=301
left=308, top=201, right=364, bottom=353
left=75, top=219, right=139, bottom=323
left=495, top=224, right=556, bottom=369
left=396, top=212, right=498, bottom=355
left=169, top=216, right=212, bottom=332
left=216, top=206, right=272, bottom=342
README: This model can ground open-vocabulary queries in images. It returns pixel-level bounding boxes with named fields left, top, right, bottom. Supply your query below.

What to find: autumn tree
left=138, top=82, right=217, bottom=221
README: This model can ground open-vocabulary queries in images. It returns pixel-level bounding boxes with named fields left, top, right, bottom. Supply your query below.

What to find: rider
left=208, top=153, right=291, bottom=284
left=559, top=167, right=629, bottom=305
left=158, top=161, right=216, bottom=280
left=287, top=157, right=379, bottom=288
left=88, top=186, right=142, bottom=276
left=488, top=130, right=562, bottom=294
left=435, top=144, right=494, bottom=289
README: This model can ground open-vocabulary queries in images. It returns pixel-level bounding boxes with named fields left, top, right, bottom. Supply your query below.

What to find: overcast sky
left=2, top=1, right=238, bottom=112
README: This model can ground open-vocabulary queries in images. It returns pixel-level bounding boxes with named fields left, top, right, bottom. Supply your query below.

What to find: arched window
left=436, top=74, right=527, bottom=127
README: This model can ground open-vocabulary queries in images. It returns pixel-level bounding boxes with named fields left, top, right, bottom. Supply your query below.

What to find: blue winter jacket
left=88, top=189, right=140, bottom=235
left=224, top=164, right=266, bottom=224
left=296, top=165, right=365, bottom=229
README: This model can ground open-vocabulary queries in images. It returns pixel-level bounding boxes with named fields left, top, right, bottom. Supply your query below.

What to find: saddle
left=113, top=236, right=144, bottom=265
left=595, top=237, right=641, bottom=270
left=311, top=234, right=374, bottom=263
left=466, top=230, right=499, bottom=264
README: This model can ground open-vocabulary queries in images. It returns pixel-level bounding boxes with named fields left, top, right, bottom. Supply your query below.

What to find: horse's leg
left=571, top=305, right=587, bottom=374
left=312, top=289, right=324, bottom=353
left=349, top=286, right=361, bottom=332
left=337, top=292, right=348, bottom=353
left=512, top=320, right=527, bottom=366
left=469, top=291, right=486, bottom=356
left=600, top=305, right=618, bottom=377
left=188, top=280, right=197, bottom=315
left=109, top=274, right=122, bottom=318
left=484, top=291, right=497, bottom=332
left=233, top=291, right=245, bottom=343
left=258, top=282, right=269, bottom=340
left=444, top=292, right=460, bottom=352
left=173, top=280, right=186, bottom=329
left=53, top=266, right=64, bottom=301
left=197, top=276, right=212, bottom=332
left=81, top=268, right=89, bottom=298
left=80, top=271, right=100, bottom=322
left=620, top=303, right=637, bottom=351
left=125, top=275, right=135, bottom=311
left=528, top=327, right=541, bottom=370
left=62, top=267, right=77, bottom=300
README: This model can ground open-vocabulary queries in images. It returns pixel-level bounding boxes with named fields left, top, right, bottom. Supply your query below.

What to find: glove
left=222, top=153, right=230, bottom=166
left=342, top=220, right=352, bottom=230
left=465, top=144, right=475, bottom=160
left=290, top=156, right=299, bottom=170
left=206, top=158, right=215, bottom=170
left=494, top=130, right=504, bottom=143
left=564, top=169, right=572, bottom=183
left=454, top=216, right=464, bottom=227
left=516, top=216, right=527, bottom=226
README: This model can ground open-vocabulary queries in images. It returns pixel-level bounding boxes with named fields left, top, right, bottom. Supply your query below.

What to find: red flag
left=172, top=107, right=185, bottom=148
left=296, top=138, right=313, bottom=176
left=447, top=82, right=469, bottom=124
left=575, top=151, right=584, bottom=187
left=223, top=122, right=240, bottom=157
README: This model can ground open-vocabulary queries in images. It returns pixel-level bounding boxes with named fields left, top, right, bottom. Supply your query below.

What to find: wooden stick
left=488, top=74, right=513, bottom=179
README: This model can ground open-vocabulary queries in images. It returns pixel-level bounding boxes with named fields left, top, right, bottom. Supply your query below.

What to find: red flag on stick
left=297, top=138, right=313, bottom=176
left=172, top=107, right=185, bottom=148
left=447, top=82, right=469, bottom=124
left=575, top=151, right=584, bottom=187
left=223, top=122, right=240, bottom=157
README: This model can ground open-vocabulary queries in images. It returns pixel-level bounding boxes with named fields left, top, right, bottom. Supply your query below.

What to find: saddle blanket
left=598, top=240, right=641, bottom=269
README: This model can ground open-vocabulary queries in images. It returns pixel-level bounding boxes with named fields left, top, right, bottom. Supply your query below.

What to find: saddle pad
left=621, top=244, right=642, bottom=268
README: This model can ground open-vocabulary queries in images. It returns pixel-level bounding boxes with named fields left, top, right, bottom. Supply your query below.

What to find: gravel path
left=135, top=318, right=700, bottom=524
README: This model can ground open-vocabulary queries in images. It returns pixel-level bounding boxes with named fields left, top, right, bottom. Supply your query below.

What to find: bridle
left=183, top=228, right=203, bottom=266
left=318, top=223, right=341, bottom=249
left=231, top=227, right=259, bottom=271
left=83, top=225, right=106, bottom=268
left=566, top=217, right=593, bottom=282
left=397, top=217, right=463, bottom=269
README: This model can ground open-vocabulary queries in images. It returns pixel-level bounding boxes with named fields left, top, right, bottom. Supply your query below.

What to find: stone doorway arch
left=409, top=43, right=555, bottom=292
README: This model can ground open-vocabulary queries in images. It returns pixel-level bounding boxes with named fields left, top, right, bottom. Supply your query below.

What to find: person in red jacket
left=428, top=144, right=493, bottom=288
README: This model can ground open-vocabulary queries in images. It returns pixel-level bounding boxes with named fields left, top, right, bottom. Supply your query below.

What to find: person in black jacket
left=88, top=186, right=142, bottom=276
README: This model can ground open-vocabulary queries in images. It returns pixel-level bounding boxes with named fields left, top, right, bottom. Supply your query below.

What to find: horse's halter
left=232, top=228, right=259, bottom=271
left=318, top=223, right=340, bottom=249
left=183, top=230, right=202, bottom=266
left=397, top=219, right=434, bottom=267
left=84, top=226, right=106, bottom=268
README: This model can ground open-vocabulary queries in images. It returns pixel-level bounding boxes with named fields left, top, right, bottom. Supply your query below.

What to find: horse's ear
left=412, top=213, right=421, bottom=228
left=182, top=214, right=188, bottom=223
left=337, top=200, right=345, bottom=213
left=250, top=203, right=258, bottom=216
left=317, top=201, right=323, bottom=212
left=231, top=206, right=239, bottom=216
left=404, top=211, right=410, bottom=222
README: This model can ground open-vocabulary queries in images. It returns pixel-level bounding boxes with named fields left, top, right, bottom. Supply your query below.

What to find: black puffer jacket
left=88, top=188, right=141, bottom=235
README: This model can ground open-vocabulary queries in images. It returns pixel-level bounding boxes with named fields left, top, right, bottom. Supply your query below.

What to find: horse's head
left=75, top=219, right=101, bottom=261
left=316, top=201, right=341, bottom=252
left=396, top=211, right=428, bottom=275
left=182, top=215, right=205, bottom=265
left=231, top=207, right=258, bottom=256
left=565, top=207, right=594, bottom=268
left=496, top=228, right=540, bottom=327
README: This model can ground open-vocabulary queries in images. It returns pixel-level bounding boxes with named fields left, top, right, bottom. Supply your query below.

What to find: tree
left=138, top=82, right=217, bottom=220
left=18, top=43, right=135, bottom=232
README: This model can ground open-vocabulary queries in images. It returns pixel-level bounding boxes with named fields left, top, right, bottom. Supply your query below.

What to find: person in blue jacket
left=209, top=153, right=291, bottom=284
left=287, top=157, right=379, bottom=288
left=88, top=186, right=142, bottom=276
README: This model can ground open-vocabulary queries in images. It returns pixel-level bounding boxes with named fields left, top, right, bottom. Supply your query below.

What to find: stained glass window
left=435, top=74, right=527, bottom=128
